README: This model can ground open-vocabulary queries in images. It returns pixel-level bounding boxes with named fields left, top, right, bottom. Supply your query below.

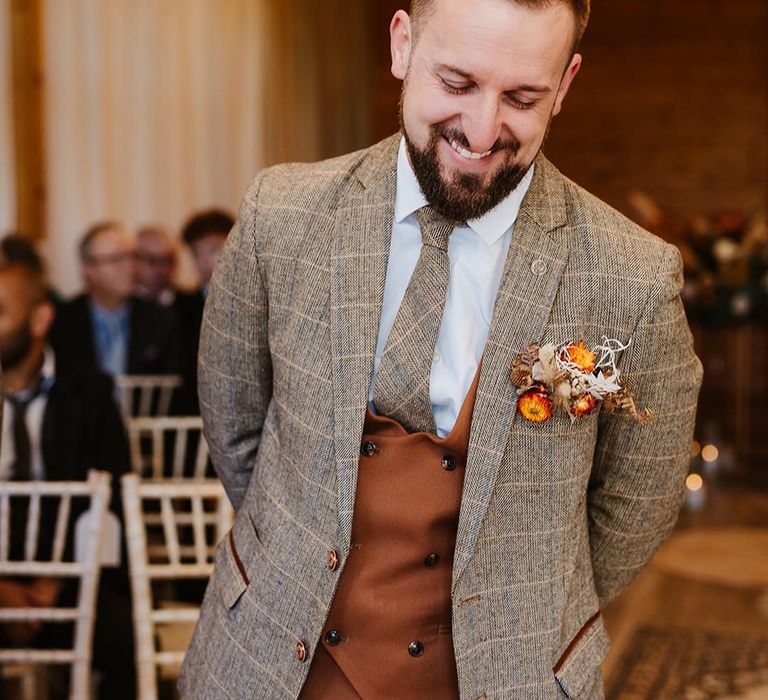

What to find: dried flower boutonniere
left=510, top=337, right=651, bottom=424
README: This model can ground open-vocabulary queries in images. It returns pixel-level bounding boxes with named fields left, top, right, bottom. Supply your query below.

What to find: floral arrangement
left=509, top=337, right=651, bottom=424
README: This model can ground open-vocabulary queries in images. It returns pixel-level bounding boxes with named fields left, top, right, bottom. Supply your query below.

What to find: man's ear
left=30, top=301, right=54, bottom=339
left=390, top=10, right=413, bottom=81
left=551, top=53, right=582, bottom=117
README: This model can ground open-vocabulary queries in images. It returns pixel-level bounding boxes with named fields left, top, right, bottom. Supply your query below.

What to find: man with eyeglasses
left=51, top=221, right=180, bottom=379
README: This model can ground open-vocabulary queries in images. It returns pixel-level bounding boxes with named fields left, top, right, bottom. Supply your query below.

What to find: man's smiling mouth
left=447, top=137, right=494, bottom=160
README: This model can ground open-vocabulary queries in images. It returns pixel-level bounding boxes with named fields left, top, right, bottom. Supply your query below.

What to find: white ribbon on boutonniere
left=509, top=336, right=652, bottom=424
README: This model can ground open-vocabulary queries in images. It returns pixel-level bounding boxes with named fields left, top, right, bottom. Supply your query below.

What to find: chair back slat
left=24, top=493, right=41, bottom=561
left=138, top=385, right=153, bottom=416
left=128, top=426, right=144, bottom=475
left=151, top=425, right=164, bottom=479
left=52, top=494, right=72, bottom=563
left=157, top=385, right=175, bottom=417
left=172, top=426, right=188, bottom=478
left=160, top=497, right=181, bottom=565
left=193, top=434, right=208, bottom=480
left=191, top=496, right=206, bottom=566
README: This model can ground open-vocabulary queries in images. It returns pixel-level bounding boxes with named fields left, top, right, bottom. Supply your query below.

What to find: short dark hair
left=0, top=234, right=48, bottom=305
left=0, top=233, right=45, bottom=274
left=410, top=0, right=590, bottom=53
left=181, top=209, right=235, bottom=247
left=79, top=221, right=123, bottom=262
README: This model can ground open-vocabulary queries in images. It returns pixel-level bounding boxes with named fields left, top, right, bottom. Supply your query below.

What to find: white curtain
left=0, top=0, right=15, bottom=233
left=43, top=0, right=266, bottom=294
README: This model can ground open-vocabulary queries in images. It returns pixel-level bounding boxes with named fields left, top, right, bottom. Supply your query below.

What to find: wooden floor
left=602, top=485, right=768, bottom=699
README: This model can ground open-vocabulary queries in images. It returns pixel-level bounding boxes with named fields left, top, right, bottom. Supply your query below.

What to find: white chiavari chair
left=121, top=473, right=233, bottom=700
left=126, top=416, right=210, bottom=480
left=0, top=471, right=112, bottom=700
left=114, top=375, right=183, bottom=419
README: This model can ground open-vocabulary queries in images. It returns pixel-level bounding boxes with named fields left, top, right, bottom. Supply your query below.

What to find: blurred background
left=1, top=1, right=767, bottom=698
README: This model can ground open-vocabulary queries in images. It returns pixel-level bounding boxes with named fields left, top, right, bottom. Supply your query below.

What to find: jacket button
left=296, top=640, right=307, bottom=662
left=441, top=455, right=456, bottom=471
left=324, top=629, right=342, bottom=646
left=327, top=549, right=339, bottom=571
left=424, top=553, right=440, bottom=567
left=408, top=640, right=424, bottom=657
left=361, top=441, right=379, bottom=457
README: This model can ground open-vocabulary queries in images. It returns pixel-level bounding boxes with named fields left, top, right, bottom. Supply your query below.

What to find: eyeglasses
left=135, top=252, right=174, bottom=266
left=85, top=251, right=136, bottom=266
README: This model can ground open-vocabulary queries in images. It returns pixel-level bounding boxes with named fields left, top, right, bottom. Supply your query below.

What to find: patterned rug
left=606, top=627, right=768, bottom=700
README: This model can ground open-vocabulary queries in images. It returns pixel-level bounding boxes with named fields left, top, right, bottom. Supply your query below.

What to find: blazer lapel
left=329, top=135, right=399, bottom=553
left=452, top=154, right=572, bottom=592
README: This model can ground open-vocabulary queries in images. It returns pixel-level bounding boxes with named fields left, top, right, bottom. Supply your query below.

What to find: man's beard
left=0, top=320, right=33, bottom=372
left=402, top=120, right=531, bottom=223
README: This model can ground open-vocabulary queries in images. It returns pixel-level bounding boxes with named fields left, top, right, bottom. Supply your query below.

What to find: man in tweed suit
left=181, top=0, right=702, bottom=697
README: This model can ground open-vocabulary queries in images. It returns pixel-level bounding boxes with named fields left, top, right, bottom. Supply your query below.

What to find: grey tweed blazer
left=180, top=134, right=702, bottom=699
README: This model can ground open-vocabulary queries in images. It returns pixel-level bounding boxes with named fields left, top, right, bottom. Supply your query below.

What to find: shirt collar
left=394, top=136, right=535, bottom=246
left=40, top=348, right=56, bottom=390
left=4, top=348, right=56, bottom=402
left=89, top=299, right=130, bottom=326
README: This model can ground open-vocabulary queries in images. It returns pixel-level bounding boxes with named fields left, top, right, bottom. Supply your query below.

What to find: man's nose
left=461, top=95, right=501, bottom=153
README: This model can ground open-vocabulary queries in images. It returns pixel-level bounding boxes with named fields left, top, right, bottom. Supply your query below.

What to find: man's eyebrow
left=510, top=84, right=552, bottom=95
left=436, top=63, right=475, bottom=80
left=436, top=64, right=551, bottom=94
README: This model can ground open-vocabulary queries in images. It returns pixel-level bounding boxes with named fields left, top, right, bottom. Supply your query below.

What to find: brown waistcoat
left=299, top=371, right=480, bottom=699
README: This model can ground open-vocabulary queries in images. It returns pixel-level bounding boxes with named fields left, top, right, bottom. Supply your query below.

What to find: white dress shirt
left=0, top=351, right=56, bottom=480
left=368, top=138, right=535, bottom=437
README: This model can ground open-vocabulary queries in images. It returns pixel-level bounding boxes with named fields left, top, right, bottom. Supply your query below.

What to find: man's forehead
left=419, top=0, right=574, bottom=81
left=0, top=268, right=34, bottom=306
left=139, top=234, right=172, bottom=253
left=91, top=227, right=133, bottom=252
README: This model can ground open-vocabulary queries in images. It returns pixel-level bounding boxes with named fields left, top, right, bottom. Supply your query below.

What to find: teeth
left=450, top=139, right=493, bottom=160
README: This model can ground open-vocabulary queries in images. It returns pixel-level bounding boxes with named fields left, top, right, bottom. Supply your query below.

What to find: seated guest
left=0, top=232, right=62, bottom=307
left=0, top=242, right=135, bottom=698
left=175, top=210, right=234, bottom=412
left=51, top=221, right=179, bottom=378
left=134, top=225, right=178, bottom=307
left=181, top=208, right=234, bottom=297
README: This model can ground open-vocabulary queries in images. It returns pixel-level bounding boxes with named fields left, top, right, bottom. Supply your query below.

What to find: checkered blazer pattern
left=180, top=134, right=702, bottom=699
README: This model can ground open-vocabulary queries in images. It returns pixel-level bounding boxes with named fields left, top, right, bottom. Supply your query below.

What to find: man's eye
left=441, top=80, right=471, bottom=95
left=506, top=95, right=536, bottom=110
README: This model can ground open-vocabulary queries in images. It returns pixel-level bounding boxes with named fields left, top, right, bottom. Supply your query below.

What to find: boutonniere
left=509, top=337, right=651, bottom=424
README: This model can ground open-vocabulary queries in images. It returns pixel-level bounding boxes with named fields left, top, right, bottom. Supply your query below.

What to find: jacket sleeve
left=198, top=173, right=273, bottom=510
left=588, top=244, right=703, bottom=604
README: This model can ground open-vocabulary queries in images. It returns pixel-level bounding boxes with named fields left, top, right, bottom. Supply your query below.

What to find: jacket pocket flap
left=219, top=529, right=249, bottom=609
left=553, top=613, right=610, bottom=698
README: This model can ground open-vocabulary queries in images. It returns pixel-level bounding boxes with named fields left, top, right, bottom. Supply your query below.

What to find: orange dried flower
left=518, top=387, right=553, bottom=423
left=571, top=393, right=598, bottom=417
left=566, top=340, right=597, bottom=373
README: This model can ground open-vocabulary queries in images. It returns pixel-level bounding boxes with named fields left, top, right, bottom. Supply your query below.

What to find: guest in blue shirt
left=51, top=222, right=180, bottom=379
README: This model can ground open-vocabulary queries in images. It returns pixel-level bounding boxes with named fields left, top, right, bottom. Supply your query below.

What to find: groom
left=181, top=0, right=702, bottom=697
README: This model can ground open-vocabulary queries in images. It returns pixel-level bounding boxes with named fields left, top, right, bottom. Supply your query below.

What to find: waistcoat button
left=408, top=640, right=424, bottom=657
left=325, top=629, right=342, bottom=646
left=424, top=553, right=440, bottom=567
left=361, top=441, right=379, bottom=457
left=327, top=549, right=339, bottom=571
left=296, top=640, right=307, bottom=662
left=441, top=455, right=456, bottom=471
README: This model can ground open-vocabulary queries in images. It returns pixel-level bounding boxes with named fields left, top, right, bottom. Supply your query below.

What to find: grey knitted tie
left=373, top=206, right=455, bottom=433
